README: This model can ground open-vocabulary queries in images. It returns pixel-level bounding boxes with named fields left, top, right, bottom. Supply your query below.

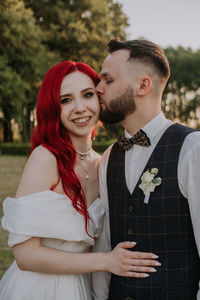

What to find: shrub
left=93, top=139, right=116, bottom=154
left=0, top=143, right=30, bottom=156
left=0, top=140, right=116, bottom=156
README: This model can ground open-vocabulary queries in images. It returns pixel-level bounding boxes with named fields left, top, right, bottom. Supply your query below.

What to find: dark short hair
left=107, top=39, right=170, bottom=79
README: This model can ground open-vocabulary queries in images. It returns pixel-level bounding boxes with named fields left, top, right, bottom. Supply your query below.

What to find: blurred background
left=0, top=0, right=200, bottom=278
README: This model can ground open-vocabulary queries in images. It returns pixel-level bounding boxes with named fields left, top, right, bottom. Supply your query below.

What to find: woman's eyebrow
left=59, top=93, right=71, bottom=99
left=81, top=87, right=95, bottom=93
left=59, top=87, right=94, bottom=98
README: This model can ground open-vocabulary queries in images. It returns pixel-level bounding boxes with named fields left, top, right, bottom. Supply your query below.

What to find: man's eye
left=60, top=97, right=71, bottom=104
left=84, top=92, right=94, bottom=98
left=106, top=80, right=113, bottom=84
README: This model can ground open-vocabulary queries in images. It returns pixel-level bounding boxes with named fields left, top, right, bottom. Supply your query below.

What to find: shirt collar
left=125, top=112, right=168, bottom=141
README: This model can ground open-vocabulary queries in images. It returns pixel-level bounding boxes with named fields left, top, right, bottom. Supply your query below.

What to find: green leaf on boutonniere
left=152, top=177, right=162, bottom=185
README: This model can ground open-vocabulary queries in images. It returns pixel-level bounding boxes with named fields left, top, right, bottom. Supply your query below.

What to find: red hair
left=31, top=61, right=100, bottom=234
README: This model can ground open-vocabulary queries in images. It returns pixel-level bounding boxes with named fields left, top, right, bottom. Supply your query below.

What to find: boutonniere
left=139, top=168, right=162, bottom=204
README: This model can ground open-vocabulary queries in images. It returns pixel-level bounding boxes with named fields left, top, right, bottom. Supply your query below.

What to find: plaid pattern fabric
left=107, top=123, right=200, bottom=300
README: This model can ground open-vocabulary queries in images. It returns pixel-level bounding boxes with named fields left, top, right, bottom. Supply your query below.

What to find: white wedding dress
left=0, top=190, right=104, bottom=300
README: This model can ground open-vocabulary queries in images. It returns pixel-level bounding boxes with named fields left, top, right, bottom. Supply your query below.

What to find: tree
left=24, top=0, right=129, bottom=71
left=163, top=47, right=200, bottom=127
left=0, top=0, right=58, bottom=142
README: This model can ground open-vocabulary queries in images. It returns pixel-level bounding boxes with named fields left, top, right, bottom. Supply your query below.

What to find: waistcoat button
left=128, top=205, right=134, bottom=212
left=128, top=228, right=133, bottom=235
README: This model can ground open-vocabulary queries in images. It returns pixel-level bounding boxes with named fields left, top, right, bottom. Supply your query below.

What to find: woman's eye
left=60, top=97, right=71, bottom=104
left=84, top=92, right=94, bottom=98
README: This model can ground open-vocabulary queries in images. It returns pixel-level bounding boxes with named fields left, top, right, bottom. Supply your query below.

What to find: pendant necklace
left=75, top=148, right=91, bottom=161
left=75, top=147, right=91, bottom=180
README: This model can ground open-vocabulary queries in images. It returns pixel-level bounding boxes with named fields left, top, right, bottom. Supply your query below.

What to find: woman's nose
left=74, top=98, right=87, bottom=113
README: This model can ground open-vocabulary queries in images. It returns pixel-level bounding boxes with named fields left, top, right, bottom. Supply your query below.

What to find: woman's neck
left=70, top=135, right=92, bottom=153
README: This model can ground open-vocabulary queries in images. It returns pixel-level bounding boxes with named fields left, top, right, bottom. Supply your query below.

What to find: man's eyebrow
left=100, top=72, right=111, bottom=80
left=59, top=87, right=94, bottom=98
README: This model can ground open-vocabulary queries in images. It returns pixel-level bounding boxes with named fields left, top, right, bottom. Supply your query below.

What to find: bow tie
left=118, top=129, right=151, bottom=151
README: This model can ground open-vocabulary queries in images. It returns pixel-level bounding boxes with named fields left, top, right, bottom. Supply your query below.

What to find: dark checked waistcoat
left=107, top=123, right=200, bottom=300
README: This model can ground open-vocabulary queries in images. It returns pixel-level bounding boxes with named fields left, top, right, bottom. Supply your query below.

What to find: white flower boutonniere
left=139, top=168, right=162, bottom=204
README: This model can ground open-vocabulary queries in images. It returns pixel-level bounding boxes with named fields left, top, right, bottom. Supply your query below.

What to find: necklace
left=75, top=148, right=91, bottom=160
left=75, top=147, right=91, bottom=180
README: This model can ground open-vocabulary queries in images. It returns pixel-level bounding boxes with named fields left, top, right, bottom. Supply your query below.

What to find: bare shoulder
left=16, top=146, right=58, bottom=198
left=23, top=145, right=57, bottom=176
left=28, top=145, right=57, bottom=166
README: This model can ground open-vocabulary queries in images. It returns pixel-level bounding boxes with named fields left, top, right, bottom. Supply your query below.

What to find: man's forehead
left=104, top=49, right=129, bottom=65
left=100, top=49, right=130, bottom=77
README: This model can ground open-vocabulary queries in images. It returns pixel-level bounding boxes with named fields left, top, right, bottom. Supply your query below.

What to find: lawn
left=0, top=155, right=27, bottom=278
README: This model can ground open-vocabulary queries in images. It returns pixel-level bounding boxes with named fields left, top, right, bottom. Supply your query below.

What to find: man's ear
left=137, top=77, right=152, bottom=96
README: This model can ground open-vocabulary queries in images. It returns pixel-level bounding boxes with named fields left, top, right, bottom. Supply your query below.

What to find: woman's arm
left=13, top=237, right=159, bottom=277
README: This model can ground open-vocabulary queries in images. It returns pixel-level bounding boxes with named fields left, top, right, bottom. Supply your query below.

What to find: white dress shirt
left=92, top=112, right=200, bottom=300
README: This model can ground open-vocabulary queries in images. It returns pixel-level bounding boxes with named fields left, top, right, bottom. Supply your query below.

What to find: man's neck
left=121, top=109, right=161, bottom=136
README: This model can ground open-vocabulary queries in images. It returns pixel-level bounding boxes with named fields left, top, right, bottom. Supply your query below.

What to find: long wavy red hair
left=31, top=61, right=100, bottom=234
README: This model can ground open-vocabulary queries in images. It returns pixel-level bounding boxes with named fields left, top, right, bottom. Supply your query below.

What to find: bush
left=0, top=143, right=30, bottom=156
left=93, top=139, right=116, bottom=153
left=0, top=140, right=116, bottom=156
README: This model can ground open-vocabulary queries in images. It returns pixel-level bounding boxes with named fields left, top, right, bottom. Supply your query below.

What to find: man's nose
left=96, top=81, right=104, bottom=94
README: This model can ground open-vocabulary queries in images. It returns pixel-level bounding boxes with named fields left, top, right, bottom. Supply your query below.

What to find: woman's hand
left=105, top=241, right=161, bottom=278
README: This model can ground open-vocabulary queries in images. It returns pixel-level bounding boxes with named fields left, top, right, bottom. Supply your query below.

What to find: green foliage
left=0, top=0, right=59, bottom=142
left=24, top=0, right=128, bottom=71
left=0, top=143, right=31, bottom=155
left=163, top=47, right=200, bottom=126
left=0, top=141, right=115, bottom=155
left=93, top=138, right=116, bottom=153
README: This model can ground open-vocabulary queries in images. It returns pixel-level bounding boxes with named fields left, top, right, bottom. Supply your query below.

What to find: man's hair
left=107, top=39, right=170, bottom=79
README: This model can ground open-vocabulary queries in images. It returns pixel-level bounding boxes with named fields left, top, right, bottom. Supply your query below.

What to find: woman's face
left=60, top=71, right=100, bottom=139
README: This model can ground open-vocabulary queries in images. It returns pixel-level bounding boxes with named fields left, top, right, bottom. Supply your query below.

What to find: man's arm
left=92, top=146, right=112, bottom=299
left=178, top=131, right=200, bottom=300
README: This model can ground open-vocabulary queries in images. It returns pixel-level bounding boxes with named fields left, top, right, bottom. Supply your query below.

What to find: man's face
left=96, top=50, right=136, bottom=124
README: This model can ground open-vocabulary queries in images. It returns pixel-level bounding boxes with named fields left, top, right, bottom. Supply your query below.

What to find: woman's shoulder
left=24, top=145, right=58, bottom=177
left=16, top=146, right=58, bottom=198
left=30, top=145, right=57, bottom=165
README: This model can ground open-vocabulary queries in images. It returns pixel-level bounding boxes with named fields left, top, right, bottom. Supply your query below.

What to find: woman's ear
left=137, top=77, right=152, bottom=96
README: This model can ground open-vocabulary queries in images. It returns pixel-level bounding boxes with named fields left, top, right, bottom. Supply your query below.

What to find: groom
left=92, top=39, right=200, bottom=299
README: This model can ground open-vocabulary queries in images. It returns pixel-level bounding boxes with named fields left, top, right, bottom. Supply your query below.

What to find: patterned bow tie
left=118, top=129, right=151, bottom=151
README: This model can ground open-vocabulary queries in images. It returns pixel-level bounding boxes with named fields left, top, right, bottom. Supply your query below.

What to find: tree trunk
left=2, top=118, right=13, bottom=142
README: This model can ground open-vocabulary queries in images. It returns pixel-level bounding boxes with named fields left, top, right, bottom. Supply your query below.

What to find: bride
left=0, top=61, right=159, bottom=299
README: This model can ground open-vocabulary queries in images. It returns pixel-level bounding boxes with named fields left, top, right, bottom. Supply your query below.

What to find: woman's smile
left=72, top=116, right=91, bottom=126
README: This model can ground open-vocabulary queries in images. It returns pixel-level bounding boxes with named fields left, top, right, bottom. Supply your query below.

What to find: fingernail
left=152, top=255, right=159, bottom=258
left=154, top=262, right=161, bottom=266
left=130, top=241, right=137, bottom=245
left=143, top=274, right=150, bottom=277
left=150, top=268, right=157, bottom=272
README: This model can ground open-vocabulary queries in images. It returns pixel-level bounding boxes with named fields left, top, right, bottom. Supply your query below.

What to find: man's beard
left=99, top=87, right=136, bottom=124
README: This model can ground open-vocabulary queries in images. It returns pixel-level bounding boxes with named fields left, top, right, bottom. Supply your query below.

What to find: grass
left=0, top=155, right=27, bottom=278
